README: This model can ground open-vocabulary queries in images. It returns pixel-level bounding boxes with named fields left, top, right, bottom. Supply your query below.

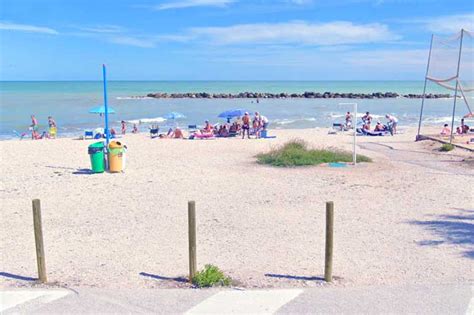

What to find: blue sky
left=0, top=0, right=473, bottom=80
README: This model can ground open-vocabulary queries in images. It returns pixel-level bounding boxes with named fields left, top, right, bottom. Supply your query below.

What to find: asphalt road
left=2, top=284, right=473, bottom=314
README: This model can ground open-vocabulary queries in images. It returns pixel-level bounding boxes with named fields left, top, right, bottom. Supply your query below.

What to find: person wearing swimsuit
left=242, top=112, right=251, bottom=139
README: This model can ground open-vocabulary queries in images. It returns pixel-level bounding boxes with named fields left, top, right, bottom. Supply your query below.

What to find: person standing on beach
left=362, top=112, right=372, bottom=129
left=385, top=114, right=398, bottom=135
left=48, top=116, right=57, bottom=138
left=121, top=120, right=127, bottom=135
left=30, top=115, right=39, bottom=139
left=345, top=111, right=352, bottom=129
left=242, top=112, right=251, bottom=139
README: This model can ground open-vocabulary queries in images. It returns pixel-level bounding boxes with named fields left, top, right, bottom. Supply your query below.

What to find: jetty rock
left=143, top=91, right=452, bottom=99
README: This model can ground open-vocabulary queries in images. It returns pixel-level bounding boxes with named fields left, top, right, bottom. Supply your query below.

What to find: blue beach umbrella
left=218, top=108, right=251, bottom=123
left=88, top=105, right=116, bottom=115
left=165, top=111, right=186, bottom=120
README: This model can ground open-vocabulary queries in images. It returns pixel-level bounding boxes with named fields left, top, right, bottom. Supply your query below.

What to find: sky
left=0, top=0, right=473, bottom=80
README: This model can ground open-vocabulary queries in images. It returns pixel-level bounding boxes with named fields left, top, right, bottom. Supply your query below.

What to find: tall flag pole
left=102, top=64, right=110, bottom=146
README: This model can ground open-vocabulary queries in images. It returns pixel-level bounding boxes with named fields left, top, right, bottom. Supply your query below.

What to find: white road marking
left=466, top=286, right=474, bottom=315
left=186, top=289, right=303, bottom=315
left=0, top=290, right=70, bottom=312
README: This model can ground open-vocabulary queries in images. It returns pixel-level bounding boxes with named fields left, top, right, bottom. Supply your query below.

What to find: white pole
left=353, top=103, right=357, bottom=165
left=449, top=29, right=464, bottom=144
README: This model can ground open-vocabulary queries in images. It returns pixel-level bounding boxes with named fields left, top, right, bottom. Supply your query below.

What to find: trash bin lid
left=109, top=141, right=123, bottom=149
left=89, top=141, right=104, bottom=148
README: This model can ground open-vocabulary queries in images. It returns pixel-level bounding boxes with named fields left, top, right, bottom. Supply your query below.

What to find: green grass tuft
left=439, top=143, right=455, bottom=152
left=256, top=139, right=372, bottom=167
left=192, top=264, right=232, bottom=288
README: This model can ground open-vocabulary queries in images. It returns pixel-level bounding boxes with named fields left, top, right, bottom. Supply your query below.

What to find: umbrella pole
left=102, top=64, right=110, bottom=147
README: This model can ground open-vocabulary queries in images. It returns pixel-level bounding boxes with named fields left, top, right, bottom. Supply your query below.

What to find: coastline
left=143, top=91, right=451, bottom=99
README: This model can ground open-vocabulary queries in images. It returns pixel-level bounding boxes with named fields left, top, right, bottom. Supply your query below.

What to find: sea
left=0, top=80, right=469, bottom=139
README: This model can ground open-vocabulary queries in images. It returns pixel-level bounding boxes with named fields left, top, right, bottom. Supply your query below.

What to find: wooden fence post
left=188, top=201, right=197, bottom=282
left=324, top=201, right=334, bottom=282
left=32, top=199, right=47, bottom=283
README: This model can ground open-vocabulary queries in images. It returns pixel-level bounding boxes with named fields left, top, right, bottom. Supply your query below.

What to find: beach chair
left=84, top=130, right=94, bottom=139
left=150, top=128, right=159, bottom=138
left=260, top=129, right=276, bottom=139
left=188, top=124, right=198, bottom=133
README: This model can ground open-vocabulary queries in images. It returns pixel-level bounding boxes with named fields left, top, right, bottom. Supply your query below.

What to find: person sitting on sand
left=220, top=125, right=229, bottom=137
left=385, top=114, right=398, bottom=135
left=456, top=119, right=470, bottom=134
left=374, top=121, right=385, bottom=132
left=242, top=112, right=251, bottom=139
left=202, top=120, right=213, bottom=133
left=110, top=128, right=117, bottom=137
left=170, top=127, right=185, bottom=139
left=440, top=124, right=451, bottom=135
left=132, top=124, right=138, bottom=133
left=121, top=121, right=127, bottom=135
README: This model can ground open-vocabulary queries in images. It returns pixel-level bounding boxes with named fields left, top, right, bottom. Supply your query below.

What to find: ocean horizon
left=0, top=80, right=469, bottom=139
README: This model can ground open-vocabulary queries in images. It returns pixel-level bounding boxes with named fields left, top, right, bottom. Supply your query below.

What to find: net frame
left=417, top=29, right=473, bottom=143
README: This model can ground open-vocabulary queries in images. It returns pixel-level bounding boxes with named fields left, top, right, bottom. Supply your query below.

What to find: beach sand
left=0, top=127, right=473, bottom=289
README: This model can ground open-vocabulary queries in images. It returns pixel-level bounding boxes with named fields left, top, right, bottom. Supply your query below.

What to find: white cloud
left=286, top=0, right=313, bottom=5
left=76, top=25, right=124, bottom=33
left=108, top=36, right=155, bottom=48
left=424, top=14, right=474, bottom=34
left=189, top=21, right=400, bottom=45
left=154, top=0, right=235, bottom=10
left=0, top=21, right=58, bottom=34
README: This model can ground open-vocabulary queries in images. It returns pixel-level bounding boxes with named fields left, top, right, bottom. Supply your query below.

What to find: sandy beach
left=0, top=127, right=473, bottom=290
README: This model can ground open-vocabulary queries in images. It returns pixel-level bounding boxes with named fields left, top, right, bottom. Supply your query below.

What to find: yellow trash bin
left=108, top=141, right=124, bottom=173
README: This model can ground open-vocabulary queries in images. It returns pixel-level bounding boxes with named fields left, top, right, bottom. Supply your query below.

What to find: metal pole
left=102, top=64, right=110, bottom=147
left=353, top=103, right=357, bottom=165
left=449, top=30, right=464, bottom=144
left=417, top=34, right=434, bottom=138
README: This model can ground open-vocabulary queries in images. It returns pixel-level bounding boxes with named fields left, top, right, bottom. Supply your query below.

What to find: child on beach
left=132, top=124, right=138, bottom=133
left=48, top=116, right=57, bottom=138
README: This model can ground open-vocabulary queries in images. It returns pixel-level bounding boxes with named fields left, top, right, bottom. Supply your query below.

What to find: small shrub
left=256, top=139, right=371, bottom=167
left=440, top=143, right=454, bottom=152
left=192, top=264, right=232, bottom=288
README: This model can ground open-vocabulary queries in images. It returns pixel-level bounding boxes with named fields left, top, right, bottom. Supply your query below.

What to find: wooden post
left=32, top=199, right=47, bottom=283
left=188, top=201, right=197, bottom=282
left=324, top=201, right=334, bottom=282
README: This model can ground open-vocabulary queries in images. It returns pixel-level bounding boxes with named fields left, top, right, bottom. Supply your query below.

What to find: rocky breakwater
left=145, top=91, right=451, bottom=99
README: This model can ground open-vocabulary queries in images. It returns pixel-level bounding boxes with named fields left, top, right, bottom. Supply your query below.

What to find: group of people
left=440, top=118, right=471, bottom=136
left=28, top=115, right=57, bottom=140
left=149, top=111, right=269, bottom=140
left=344, top=111, right=398, bottom=134
left=208, top=111, right=268, bottom=139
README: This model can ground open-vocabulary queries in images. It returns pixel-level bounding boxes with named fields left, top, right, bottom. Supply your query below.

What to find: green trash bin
left=88, top=142, right=105, bottom=173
